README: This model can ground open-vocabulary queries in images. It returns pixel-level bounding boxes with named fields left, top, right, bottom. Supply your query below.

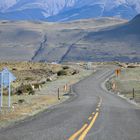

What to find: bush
left=57, top=70, right=67, bottom=76
left=29, top=90, right=35, bottom=95
left=63, top=66, right=69, bottom=70
left=18, top=99, right=25, bottom=104
left=72, top=70, right=79, bottom=75
left=40, top=81, right=46, bottom=85
left=105, top=81, right=112, bottom=91
left=16, top=84, right=34, bottom=95
left=12, top=68, right=17, bottom=71
left=23, top=84, right=33, bottom=93
left=127, top=65, right=136, bottom=68
left=33, top=83, right=40, bottom=89
left=25, top=77, right=34, bottom=81
left=16, top=89, right=23, bottom=95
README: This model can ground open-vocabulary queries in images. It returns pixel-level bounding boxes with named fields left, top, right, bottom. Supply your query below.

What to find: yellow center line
left=69, top=97, right=102, bottom=140
left=88, top=116, right=92, bottom=120
left=99, top=97, right=102, bottom=104
left=96, top=108, right=99, bottom=111
left=78, top=112, right=99, bottom=140
left=92, top=112, right=95, bottom=115
left=68, top=124, right=88, bottom=140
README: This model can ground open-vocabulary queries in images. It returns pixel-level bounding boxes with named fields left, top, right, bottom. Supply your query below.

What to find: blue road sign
left=1, top=68, right=16, bottom=88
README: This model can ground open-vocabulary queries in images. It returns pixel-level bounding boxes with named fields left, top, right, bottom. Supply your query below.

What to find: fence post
left=58, top=88, right=60, bottom=100
left=133, top=88, right=135, bottom=99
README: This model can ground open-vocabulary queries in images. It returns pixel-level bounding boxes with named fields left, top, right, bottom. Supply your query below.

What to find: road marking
left=99, top=96, right=102, bottom=103
left=78, top=112, right=99, bottom=140
left=68, top=124, right=88, bottom=140
left=88, top=116, right=92, bottom=120
left=92, top=112, right=95, bottom=115
left=69, top=96, right=102, bottom=140
left=96, top=108, right=99, bottom=111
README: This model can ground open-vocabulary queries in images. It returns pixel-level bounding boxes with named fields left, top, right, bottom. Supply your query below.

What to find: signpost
left=87, top=62, right=92, bottom=70
left=0, top=72, right=3, bottom=108
left=0, top=68, right=16, bottom=109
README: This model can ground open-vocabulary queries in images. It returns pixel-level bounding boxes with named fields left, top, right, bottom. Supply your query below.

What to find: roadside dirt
left=0, top=62, right=93, bottom=128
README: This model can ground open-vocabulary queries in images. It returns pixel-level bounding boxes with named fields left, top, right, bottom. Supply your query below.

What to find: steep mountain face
left=0, top=0, right=75, bottom=18
left=0, top=0, right=16, bottom=11
left=48, top=0, right=139, bottom=21
left=0, top=0, right=139, bottom=21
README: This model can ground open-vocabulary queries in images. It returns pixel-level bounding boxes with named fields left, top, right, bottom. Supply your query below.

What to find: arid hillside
left=1, top=16, right=139, bottom=62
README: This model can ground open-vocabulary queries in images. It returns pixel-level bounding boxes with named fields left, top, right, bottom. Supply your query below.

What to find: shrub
left=23, top=84, right=33, bottom=93
left=33, top=83, right=40, bottom=89
left=105, top=81, right=112, bottom=91
left=18, top=99, right=25, bottom=104
left=63, top=66, right=69, bottom=70
left=40, top=81, right=46, bottom=85
left=16, top=84, right=34, bottom=95
left=12, top=68, right=17, bottom=71
left=127, top=65, right=136, bottom=68
left=16, top=89, right=23, bottom=95
left=28, top=90, right=35, bottom=95
left=25, top=77, right=34, bottom=81
left=72, top=70, right=79, bottom=75
left=57, top=70, right=67, bottom=76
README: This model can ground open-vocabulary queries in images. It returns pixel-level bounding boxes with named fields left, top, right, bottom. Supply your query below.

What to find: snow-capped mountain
left=0, top=0, right=140, bottom=21
left=0, top=0, right=17, bottom=11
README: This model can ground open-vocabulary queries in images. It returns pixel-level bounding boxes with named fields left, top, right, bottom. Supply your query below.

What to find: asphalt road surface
left=0, top=68, right=140, bottom=140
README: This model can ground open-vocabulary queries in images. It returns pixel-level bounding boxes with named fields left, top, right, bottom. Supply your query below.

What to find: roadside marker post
left=58, top=88, right=60, bottom=100
left=0, top=72, right=3, bottom=109
left=115, top=69, right=121, bottom=77
left=8, top=73, right=11, bottom=108
left=133, top=88, right=135, bottom=99
left=64, top=84, right=68, bottom=92
left=115, top=69, right=118, bottom=77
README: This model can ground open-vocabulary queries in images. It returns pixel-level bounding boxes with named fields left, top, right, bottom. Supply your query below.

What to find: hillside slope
left=0, top=16, right=140, bottom=62
left=37, top=15, right=140, bottom=62
left=0, top=17, right=125, bottom=62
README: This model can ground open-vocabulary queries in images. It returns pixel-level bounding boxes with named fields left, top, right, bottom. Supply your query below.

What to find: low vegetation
left=57, top=70, right=68, bottom=76
left=106, top=66, right=140, bottom=103
left=0, top=62, right=93, bottom=128
left=0, top=62, right=78, bottom=99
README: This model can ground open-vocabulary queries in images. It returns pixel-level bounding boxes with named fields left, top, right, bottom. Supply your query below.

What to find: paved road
left=0, top=68, right=140, bottom=140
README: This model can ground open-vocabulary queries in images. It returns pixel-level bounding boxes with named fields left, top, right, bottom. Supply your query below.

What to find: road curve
left=0, top=68, right=140, bottom=140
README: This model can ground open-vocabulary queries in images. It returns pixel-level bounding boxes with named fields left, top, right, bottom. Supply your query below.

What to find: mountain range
left=0, top=0, right=140, bottom=21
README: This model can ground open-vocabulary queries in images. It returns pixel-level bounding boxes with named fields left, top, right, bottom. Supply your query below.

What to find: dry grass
left=0, top=62, right=93, bottom=128
left=0, top=62, right=62, bottom=86
left=109, top=67, right=140, bottom=102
